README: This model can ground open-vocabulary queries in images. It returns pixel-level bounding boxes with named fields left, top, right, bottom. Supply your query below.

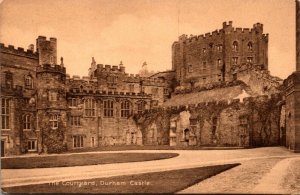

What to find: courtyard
left=1, top=147, right=300, bottom=194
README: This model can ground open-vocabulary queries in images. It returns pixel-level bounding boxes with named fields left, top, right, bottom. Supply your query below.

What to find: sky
left=0, top=0, right=296, bottom=78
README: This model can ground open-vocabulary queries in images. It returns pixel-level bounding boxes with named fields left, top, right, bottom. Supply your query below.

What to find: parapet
left=36, top=64, right=66, bottom=74
left=96, top=64, right=126, bottom=73
left=176, top=21, right=266, bottom=45
left=0, top=43, right=38, bottom=59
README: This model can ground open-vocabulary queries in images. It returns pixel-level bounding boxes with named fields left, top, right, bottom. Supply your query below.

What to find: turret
left=36, top=36, right=57, bottom=66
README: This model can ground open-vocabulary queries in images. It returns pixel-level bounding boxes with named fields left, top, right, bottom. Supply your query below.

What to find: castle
left=0, top=21, right=297, bottom=156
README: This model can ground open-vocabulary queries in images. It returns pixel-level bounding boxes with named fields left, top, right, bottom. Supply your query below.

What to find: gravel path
left=178, top=157, right=283, bottom=194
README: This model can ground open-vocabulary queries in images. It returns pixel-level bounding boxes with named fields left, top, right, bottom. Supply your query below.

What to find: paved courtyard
left=1, top=147, right=300, bottom=194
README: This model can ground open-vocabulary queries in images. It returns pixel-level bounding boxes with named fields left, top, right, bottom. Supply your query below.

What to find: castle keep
left=0, top=22, right=290, bottom=156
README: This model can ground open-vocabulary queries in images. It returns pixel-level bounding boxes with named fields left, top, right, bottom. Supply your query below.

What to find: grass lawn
left=3, top=163, right=240, bottom=194
left=66, top=145, right=247, bottom=153
left=1, top=152, right=178, bottom=169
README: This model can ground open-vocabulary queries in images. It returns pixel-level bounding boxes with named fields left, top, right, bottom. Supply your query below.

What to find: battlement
left=178, top=21, right=265, bottom=45
left=67, top=87, right=152, bottom=98
left=36, top=64, right=66, bottom=74
left=0, top=43, right=38, bottom=59
left=37, top=36, right=57, bottom=43
left=162, top=93, right=282, bottom=111
left=96, top=64, right=126, bottom=73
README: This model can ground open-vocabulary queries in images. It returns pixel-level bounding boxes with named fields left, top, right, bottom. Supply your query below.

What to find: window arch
left=104, top=99, right=114, bottom=117
left=232, top=41, right=239, bottom=52
left=49, top=114, right=58, bottom=129
left=84, top=99, right=96, bottom=117
left=23, top=114, right=31, bottom=130
left=121, top=100, right=130, bottom=118
left=25, top=75, right=33, bottom=89
left=247, top=42, right=253, bottom=51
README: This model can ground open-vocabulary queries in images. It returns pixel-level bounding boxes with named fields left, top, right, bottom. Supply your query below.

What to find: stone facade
left=172, top=22, right=268, bottom=87
left=0, top=21, right=289, bottom=156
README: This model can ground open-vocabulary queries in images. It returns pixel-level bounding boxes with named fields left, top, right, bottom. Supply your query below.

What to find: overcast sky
left=0, top=0, right=296, bottom=78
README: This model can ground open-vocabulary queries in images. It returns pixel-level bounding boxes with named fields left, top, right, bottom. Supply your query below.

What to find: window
left=50, top=56, right=54, bottom=64
left=232, top=41, right=238, bottom=52
left=25, top=75, right=33, bottom=89
left=27, top=140, right=37, bottom=151
left=217, top=59, right=222, bottom=67
left=73, top=135, right=83, bottom=148
left=232, top=57, right=238, bottom=65
left=137, top=101, right=145, bottom=114
left=49, top=114, right=58, bottom=129
left=71, top=116, right=81, bottom=126
left=202, top=48, right=207, bottom=54
left=203, top=77, right=206, bottom=83
left=184, top=129, right=190, bottom=141
left=218, top=74, right=222, bottom=81
left=49, top=92, right=58, bottom=101
left=121, top=100, right=130, bottom=118
left=129, top=84, right=134, bottom=92
left=212, top=117, right=218, bottom=135
left=247, top=42, right=253, bottom=51
left=217, top=44, right=223, bottom=52
left=247, top=57, right=253, bottom=63
left=91, top=137, right=95, bottom=147
left=23, top=115, right=31, bottom=130
left=188, top=65, right=193, bottom=73
left=1, top=98, right=10, bottom=130
left=84, top=99, right=96, bottom=117
left=69, top=98, right=79, bottom=107
left=5, top=72, right=13, bottom=88
left=164, top=88, right=169, bottom=95
left=104, top=100, right=114, bottom=117
left=203, top=62, right=207, bottom=71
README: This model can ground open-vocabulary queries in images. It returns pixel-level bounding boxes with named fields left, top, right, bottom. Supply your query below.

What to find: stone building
left=172, top=22, right=269, bottom=88
left=0, top=21, right=292, bottom=156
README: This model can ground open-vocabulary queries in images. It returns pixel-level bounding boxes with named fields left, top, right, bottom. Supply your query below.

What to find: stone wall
left=137, top=94, right=282, bottom=147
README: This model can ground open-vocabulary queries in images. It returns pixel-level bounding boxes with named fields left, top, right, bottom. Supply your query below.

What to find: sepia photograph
left=0, top=0, right=299, bottom=194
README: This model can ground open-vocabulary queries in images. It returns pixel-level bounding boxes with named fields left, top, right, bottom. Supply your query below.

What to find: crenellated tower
left=35, top=36, right=68, bottom=153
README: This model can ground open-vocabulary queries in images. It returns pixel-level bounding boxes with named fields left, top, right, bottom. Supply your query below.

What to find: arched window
left=23, top=115, right=31, bottom=130
left=232, top=41, right=239, bottom=52
left=104, top=100, right=114, bottom=117
left=49, top=114, right=58, bottom=129
left=137, top=101, right=145, bottom=114
left=247, top=42, right=253, bottom=51
left=121, top=100, right=130, bottom=118
left=84, top=99, right=96, bottom=117
left=25, top=75, right=33, bottom=89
